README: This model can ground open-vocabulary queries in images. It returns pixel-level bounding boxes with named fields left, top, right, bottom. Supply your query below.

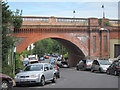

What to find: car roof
left=28, top=63, right=50, bottom=65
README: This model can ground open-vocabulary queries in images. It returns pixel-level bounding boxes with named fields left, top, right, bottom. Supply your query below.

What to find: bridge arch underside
left=16, top=33, right=88, bottom=67
left=52, top=38, right=85, bottom=67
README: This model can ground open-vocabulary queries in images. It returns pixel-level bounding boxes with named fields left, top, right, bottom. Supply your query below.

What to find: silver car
left=91, top=60, right=111, bottom=72
left=15, top=63, right=57, bottom=86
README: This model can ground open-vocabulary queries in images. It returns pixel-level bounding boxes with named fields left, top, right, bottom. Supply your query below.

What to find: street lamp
left=100, top=28, right=109, bottom=59
left=101, top=5, right=105, bottom=18
left=73, top=10, right=75, bottom=18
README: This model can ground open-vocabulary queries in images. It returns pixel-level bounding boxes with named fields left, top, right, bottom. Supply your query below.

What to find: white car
left=91, top=60, right=111, bottom=72
left=15, top=63, right=57, bottom=86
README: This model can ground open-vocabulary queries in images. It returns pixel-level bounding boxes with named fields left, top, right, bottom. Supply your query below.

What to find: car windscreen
left=99, top=60, right=111, bottom=65
left=23, top=64, right=43, bottom=71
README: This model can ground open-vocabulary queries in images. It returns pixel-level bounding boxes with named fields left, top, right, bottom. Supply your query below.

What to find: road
left=13, top=64, right=118, bottom=89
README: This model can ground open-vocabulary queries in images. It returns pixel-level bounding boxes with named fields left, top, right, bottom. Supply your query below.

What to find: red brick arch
left=16, top=33, right=88, bottom=57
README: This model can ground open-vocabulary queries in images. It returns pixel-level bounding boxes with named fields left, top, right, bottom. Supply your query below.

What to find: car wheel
left=52, top=74, right=56, bottom=83
left=106, top=69, right=110, bottom=75
left=40, top=76, right=45, bottom=86
left=58, top=74, right=60, bottom=78
left=76, top=67, right=79, bottom=71
left=99, top=68, right=102, bottom=73
left=1, top=80, right=9, bottom=90
left=114, top=71, right=118, bottom=76
left=81, top=65, right=86, bottom=71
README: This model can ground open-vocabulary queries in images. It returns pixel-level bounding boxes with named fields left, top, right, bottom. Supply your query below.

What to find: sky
left=7, top=0, right=119, bottom=19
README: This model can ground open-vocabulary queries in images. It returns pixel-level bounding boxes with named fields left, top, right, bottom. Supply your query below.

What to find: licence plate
left=20, top=79, right=27, bottom=82
left=90, top=65, right=92, bottom=66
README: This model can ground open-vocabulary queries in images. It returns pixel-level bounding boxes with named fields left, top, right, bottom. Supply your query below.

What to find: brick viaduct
left=13, top=16, right=120, bottom=66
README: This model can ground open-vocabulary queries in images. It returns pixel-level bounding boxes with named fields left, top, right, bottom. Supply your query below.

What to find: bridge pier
left=68, top=53, right=84, bottom=67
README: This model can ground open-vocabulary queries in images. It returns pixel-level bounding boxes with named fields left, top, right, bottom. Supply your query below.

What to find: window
left=48, top=64, right=53, bottom=70
left=104, top=35, right=107, bottom=52
left=93, top=36, right=96, bottom=53
left=44, top=64, right=49, bottom=71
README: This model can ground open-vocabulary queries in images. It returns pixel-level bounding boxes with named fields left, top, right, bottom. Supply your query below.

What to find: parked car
left=15, top=63, right=57, bottom=86
left=29, top=60, right=39, bottom=64
left=40, top=57, right=45, bottom=61
left=51, top=64, right=60, bottom=78
left=61, top=61, right=69, bottom=68
left=0, top=73, right=13, bottom=90
left=108, top=58, right=118, bottom=64
left=52, top=54, right=58, bottom=57
left=55, top=59, right=63, bottom=67
left=44, top=56, right=49, bottom=59
left=49, top=58, right=56, bottom=63
left=106, top=60, right=120, bottom=76
left=91, top=60, right=111, bottom=73
left=76, top=60, right=93, bottom=71
left=22, top=60, right=29, bottom=66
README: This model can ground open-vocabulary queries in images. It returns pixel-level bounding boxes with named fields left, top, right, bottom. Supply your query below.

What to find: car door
left=91, top=60, right=95, bottom=70
left=96, top=61, right=100, bottom=71
left=44, top=64, right=50, bottom=81
left=93, top=60, right=99, bottom=71
left=109, top=64, right=114, bottom=74
left=48, top=64, right=54, bottom=80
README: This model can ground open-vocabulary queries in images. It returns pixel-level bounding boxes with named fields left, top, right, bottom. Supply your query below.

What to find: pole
left=73, top=10, right=75, bottom=18
left=102, top=5, right=105, bottom=18
left=62, top=45, right=63, bottom=59
left=107, top=30, right=109, bottom=58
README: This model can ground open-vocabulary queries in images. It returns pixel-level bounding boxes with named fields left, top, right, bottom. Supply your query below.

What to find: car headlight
left=30, top=74, right=39, bottom=78
left=15, top=75, right=20, bottom=79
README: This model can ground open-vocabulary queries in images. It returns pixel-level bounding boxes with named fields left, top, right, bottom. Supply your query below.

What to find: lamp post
left=100, top=28, right=109, bottom=59
left=102, top=5, right=105, bottom=18
left=73, top=10, right=75, bottom=18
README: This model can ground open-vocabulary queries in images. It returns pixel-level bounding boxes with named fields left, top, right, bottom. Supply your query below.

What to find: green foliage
left=12, top=9, right=23, bottom=29
left=15, top=52, right=24, bottom=70
left=32, top=42, right=46, bottom=57
left=99, top=19, right=102, bottom=26
left=2, top=61, right=14, bottom=79
left=64, top=52, right=68, bottom=59
left=2, top=1, right=23, bottom=77
left=21, top=50, right=31, bottom=58
left=32, top=38, right=68, bottom=57
left=104, top=21, right=111, bottom=26
left=99, top=19, right=111, bottom=26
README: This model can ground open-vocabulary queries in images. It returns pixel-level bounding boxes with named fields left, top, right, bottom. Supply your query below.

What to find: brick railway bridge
left=13, top=16, right=120, bottom=66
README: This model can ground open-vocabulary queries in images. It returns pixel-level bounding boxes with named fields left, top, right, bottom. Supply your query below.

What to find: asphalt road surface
left=13, top=67, right=118, bottom=89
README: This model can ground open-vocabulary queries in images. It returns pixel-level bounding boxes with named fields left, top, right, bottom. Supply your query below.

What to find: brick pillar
left=88, top=18, right=99, bottom=26
left=49, top=16, right=56, bottom=23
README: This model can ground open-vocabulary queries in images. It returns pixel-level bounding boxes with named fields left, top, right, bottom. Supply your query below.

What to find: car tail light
left=56, top=65, right=59, bottom=70
left=116, top=67, right=120, bottom=69
left=86, top=64, right=87, bottom=67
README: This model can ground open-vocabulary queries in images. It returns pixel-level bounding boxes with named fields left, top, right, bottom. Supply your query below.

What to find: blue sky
left=8, top=1, right=119, bottom=19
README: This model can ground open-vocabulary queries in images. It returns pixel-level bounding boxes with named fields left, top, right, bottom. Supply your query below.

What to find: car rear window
left=87, top=60, right=93, bottom=63
left=115, top=62, right=120, bottom=67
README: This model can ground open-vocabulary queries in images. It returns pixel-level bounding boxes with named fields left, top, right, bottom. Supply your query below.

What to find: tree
left=2, top=1, right=23, bottom=77
left=32, top=42, right=45, bottom=58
